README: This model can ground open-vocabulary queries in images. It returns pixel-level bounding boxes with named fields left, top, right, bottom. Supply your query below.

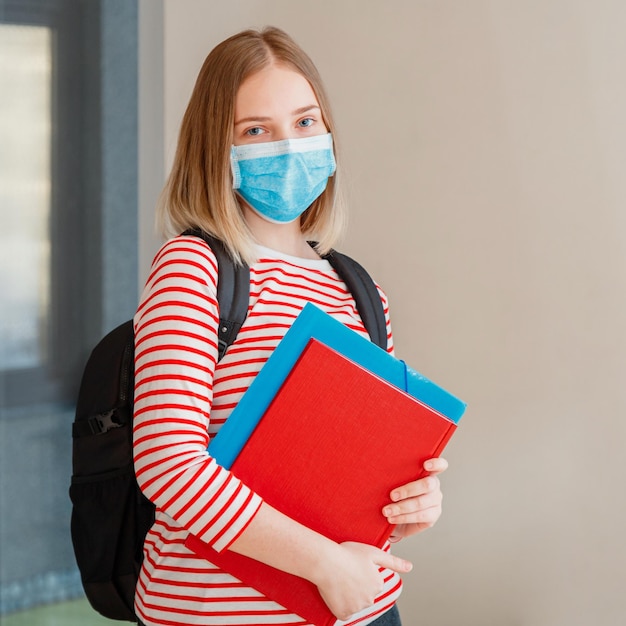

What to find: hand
left=384, top=457, right=448, bottom=542
left=314, top=541, right=412, bottom=621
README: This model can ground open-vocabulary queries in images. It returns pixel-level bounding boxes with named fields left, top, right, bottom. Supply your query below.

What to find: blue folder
left=209, top=302, right=466, bottom=469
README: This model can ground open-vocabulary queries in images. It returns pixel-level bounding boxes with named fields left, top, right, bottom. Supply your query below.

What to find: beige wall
left=145, top=1, right=626, bottom=624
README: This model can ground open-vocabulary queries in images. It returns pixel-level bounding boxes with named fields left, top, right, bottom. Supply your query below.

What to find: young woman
left=133, top=26, right=447, bottom=626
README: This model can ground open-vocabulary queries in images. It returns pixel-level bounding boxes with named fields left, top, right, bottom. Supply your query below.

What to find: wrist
left=307, top=538, right=341, bottom=588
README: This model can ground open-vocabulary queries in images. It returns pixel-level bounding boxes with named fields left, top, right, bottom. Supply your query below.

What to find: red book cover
left=186, top=339, right=457, bottom=625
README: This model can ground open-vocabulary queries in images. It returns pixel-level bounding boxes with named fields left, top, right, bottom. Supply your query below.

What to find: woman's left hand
left=383, top=457, right=449, bottom=542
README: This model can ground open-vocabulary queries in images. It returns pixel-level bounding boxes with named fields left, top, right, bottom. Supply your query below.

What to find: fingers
left=383, top=496, right=442, bottom=525
left=384, top=474, right=443, bottom=525
left=383, top=458, right=448, bottom=529
left=424, top=456, right=448, bottom=475
left=373, top=549, right=413, bottom=574
left=389, top=474, right=441, bottom=505
left=388, top=457, right=447, bottom=502
left=384, top=501, right=442, bottom=526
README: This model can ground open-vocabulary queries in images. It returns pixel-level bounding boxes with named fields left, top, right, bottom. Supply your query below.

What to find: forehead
left=235, top=64, right=319, bottom=116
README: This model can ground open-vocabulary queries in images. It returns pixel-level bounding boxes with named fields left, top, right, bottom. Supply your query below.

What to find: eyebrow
left=234, top=104, right=321, bottom=127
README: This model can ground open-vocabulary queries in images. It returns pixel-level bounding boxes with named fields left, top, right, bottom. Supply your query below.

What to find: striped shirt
left=133, top=236, right=401, bottom=626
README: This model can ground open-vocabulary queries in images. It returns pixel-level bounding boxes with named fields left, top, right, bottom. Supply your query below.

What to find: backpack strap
left=184, top=230, right=387, bottom=353
left=321, top=248, right=388, bottom=351
left=182, top=230, right=250, bottom=361
left=72, top=233, right=247, bottom=439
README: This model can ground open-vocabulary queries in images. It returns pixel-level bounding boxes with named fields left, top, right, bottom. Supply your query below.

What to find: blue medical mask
left=230, top=133, right=336, bottom=224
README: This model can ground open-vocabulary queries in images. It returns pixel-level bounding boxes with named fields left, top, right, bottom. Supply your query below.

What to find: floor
left=2, top=598, right=114, bottom=626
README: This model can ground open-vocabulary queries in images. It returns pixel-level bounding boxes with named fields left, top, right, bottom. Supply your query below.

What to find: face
left=233, top=64, right=328, bottom=146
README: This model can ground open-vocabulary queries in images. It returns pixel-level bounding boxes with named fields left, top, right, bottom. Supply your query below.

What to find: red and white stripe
left=133, top=236, right=400, bottom=626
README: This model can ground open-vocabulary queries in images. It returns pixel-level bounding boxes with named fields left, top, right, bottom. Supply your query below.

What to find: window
left=0, top=24, right=52, bottom=374
left=0, top=0, right=139, bottom=614
left=0, top=20, right=60, bottom=407
left=0, top=2, right=96, bottom=408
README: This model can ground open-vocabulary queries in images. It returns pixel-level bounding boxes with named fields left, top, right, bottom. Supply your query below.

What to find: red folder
left=186, top=339, right=458, bottom=625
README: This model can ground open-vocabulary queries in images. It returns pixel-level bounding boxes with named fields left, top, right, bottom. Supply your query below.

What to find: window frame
left=0, top=0, right=119, bottom=409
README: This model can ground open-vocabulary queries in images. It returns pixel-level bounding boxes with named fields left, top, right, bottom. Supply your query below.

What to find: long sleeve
left=133, top=237, right=262, bottom=551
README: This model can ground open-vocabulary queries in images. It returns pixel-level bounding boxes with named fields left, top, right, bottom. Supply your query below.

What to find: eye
left=298, top=117, right=315, bottom=128
left=245, top=127, right=265, bottom=136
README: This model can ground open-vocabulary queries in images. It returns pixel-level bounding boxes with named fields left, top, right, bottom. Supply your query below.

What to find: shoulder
left=328, top=248, right=391, bottom=313
left=137, top=236, right=224, bottom=309
left=153, top=234, right=218, bottom=269
left=375, top=282, right=390, bottom=310
left=147, top=235, right=220, bottom=285
left=136, top=235, right=224, bottom=323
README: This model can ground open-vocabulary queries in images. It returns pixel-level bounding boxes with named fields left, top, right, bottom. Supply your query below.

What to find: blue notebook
left=209, top=302, right=466, bottom=469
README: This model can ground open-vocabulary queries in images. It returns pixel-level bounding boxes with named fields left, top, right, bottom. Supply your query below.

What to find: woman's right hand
left=313, top=541, right=413, bottom=621
left=229, top=504, right=412, bottom=620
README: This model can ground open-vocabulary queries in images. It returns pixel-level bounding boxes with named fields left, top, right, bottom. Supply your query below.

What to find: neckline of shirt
left=254, top=244, right=333, bottom=270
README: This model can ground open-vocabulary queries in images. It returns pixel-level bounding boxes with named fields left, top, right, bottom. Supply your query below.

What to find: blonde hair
left=158, top=26, right=347, bottom=265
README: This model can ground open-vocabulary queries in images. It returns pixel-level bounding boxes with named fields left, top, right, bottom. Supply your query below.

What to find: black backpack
left=69, top=231, right=387, bottom=622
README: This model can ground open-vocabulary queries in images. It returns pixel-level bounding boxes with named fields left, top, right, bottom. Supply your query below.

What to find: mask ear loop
left=230, top=146, right=242, bottom=189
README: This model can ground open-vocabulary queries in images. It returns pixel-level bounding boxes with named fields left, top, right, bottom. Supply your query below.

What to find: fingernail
left=424, top=461, right=434, bottom=471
